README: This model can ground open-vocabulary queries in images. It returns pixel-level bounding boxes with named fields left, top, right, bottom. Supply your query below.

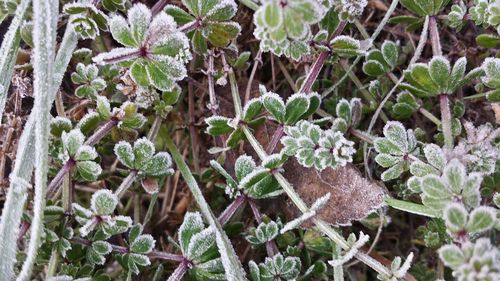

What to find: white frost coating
left=75, top=145, right=98, bottom=161
left=76, top=111, right=99, bottom=128
left=328, top=232, right=370, bottom=267
left=186, top=227, right=215, bottom=260
left=52, top=116, right=72, bottom=129
left=205, top=0, right=238, bottom=20
left=393, top=252, right=414, bottom=278
left=214, top=230, right=248, bottom=281
left=178, top=212, right=205, bottom=253
left=331, top=35, right=361, bottom=49
left=16, top=0, right=58, bottom=279
left=0, top=0, right=30, bottom=120
left=280, top=210, right=315, bottom=234
left=127, top=3, right=152, bottom=43
left=109, top=14, right=133, bottom=47
left=92, top=47, right=139, bottom=65
left=238, top=167, right=268, bottom=188
left=286, top=92, right=310, bottom=107
left=310, top=192, right=331, bottom=211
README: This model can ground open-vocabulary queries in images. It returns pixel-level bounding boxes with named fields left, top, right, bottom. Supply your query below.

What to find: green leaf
left=262, top=90, right=286, bottom=123
left=129, top=224, right=143, bottom=244
left=443, top=203, right=467, bottom=233
left=206, top=0, right=237, bottom=21
left=141, top=152, right=174, bottom=177
left=128, top=3, right=151, bottom=45
left=475, top=34, right=500, bottom=48
left=178, top=212, right=204, bottom=254
left=130, top=234, right=155, bottom=254
left=203, top=22, right=241, bottom=47
left=381, top=40, right=398, bottom=68
left=130, top=60, right=150, bottom=87
left=242, top=98, right=263, bottom=122
left=91, top=189, right=118, bottom=216
left=429, top=56, right=451, bottom=92
left=192, top=30, right=208, bottom=55
left=330, top=36, right=362, bottom=58
left=466, top=206, right=496, bottom=234
left=205, top=116, right=233, bottom=135
left=263, top=2, right=282, bottom=29
left=235, top=155, right=256, bottom=182
left=92, top=241, right=112, bottom=255
left=164, top=5, right=195, bottom=25
left=62, top=129, right=85, bottom=157
left=133, top=138, right=156, bottom=170
left=285, top=94, right=310, bottom=125
left=438, top=244, right=464, bottom=269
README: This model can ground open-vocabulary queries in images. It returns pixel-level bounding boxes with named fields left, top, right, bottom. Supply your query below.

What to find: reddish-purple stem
left=265, top=124, right=284, bottom=154
left=218, top=195, right=247, bottom=225
left=151, top=0, right=170, bottom=15
left=46, top=159, right=76, bottom=199
left=85, top=117, right=119, bottom=146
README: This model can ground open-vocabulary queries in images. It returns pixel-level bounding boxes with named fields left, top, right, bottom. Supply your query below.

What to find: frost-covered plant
left=93, top=3, right=191, bottom=91
left=362, top=40, right=399, bottom=77
left=59, top=129, right=102, bottom=182
left=439, top=238, right=500, bottom=281
left=246, top=219, right=281, bottom=245
left=63, top=2, right=108, bottom=40
left=331, top=0, right=368, bottom=21
left=260, top=85, right=321, bottom=125
left=249, top=253, right=302, bottom=281
left=281, top=120, right=355, bottom=170
left=400, top=0, right=450, bottom=16
left=71, top=63, right=106, bottom=99
left=447, top=1, right=467, bottom=31
left=331, top=97, right=362, bottom=132
left=480, top=57, right=500, bottom=102
left=165, top=0, right=241, bottom=54
left=442, top=202, right=496, bottom=241
left=374, top=121, right=419, bottom=181
left=419, top=159, right=482, bottom=213
left=401, top=56, right=482, bottom=97
left=174, top=212, right=225, bottom=280
left=470, top=0, right=500, bottom=34
left=376, top=253, right=414, bottom=281
left=72, top=189, right=132, bottom=239
left=253, top=0, right=327, bottom=60
left=210, top=154, right=283, bottom=199
left=117, top=224, right=156, bottom=275
left=114, top=137, right=174, bottom=193
left=328, top=232, right=370, bottom=267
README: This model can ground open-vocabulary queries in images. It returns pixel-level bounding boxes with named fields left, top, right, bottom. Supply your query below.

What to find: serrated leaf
left=91, top=189, right=118, bottom=216
left=466, top=206, right=496, bottom=234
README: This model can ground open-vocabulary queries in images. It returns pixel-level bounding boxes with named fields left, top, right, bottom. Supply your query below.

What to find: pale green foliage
left=470, top=0, right=500, bottom=35
left=71, top=63, right=106, bottom=99
left=73, top=189, right=132, bottom=239
left=374, top=121, right=419, bottom=181
left=482, top=57, right=500, bottom=89
left=120, top=224, right=156, bottom=275
left=63, top=2, right=108, bottom=40
left=246, top=220, right=281, bottom=245
left=377, top=253, right=414, bottom=281
left=86, top=240, right=112, bottom=265
left=96, top=97, right=147, bottom=130
left=439, top=238, right=500, bottom=280
left=408, top=143, right=446, bottom=193
left=331, top=98, right=362, bottom=132
left=281, top=120, right=355, bottom=171
left=178, top=212, right=225, bottom=279
left=249, top=253, right=301, bottom=281
left=460, top=121, right=500, bottom=175
left=164, top=0, right=241, bottom=54
left=60, top=129, right=102, bottom=182
left=329, top=35, right=365, bottom=58
left=363, top=40, right=399, bottom=77
left=420, top=159, right=482, bottom=213
left=443, top=203, right=496, bottom=238
left=94, top=3, right=191, bottom=91
left=401, top=56, right=482, bottom=97
left=331, top=0, right=368, bottom=22
left=447, top=1, right=467, bottom=30
left=260, top=85, right=321, bottom=125
left=210, top=154, right=283, bottom=199
left=253, top=0, right=327, bottom=60
left=114, top=137, right=174, bottom=178
left=400, top=0, right=450, bottom=16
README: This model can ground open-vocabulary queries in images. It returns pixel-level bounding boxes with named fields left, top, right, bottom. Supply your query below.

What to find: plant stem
left=206, top=51, right=219, bottom=115
left=167, top=261, right=190, bottom=281
left=46, top=249, right=59, bottom=277
left=0, top=0, right=31, bottom=120
left=178, top=20, right=201, bottom=33
left=151, top=0, right=169, bottom=15
left=165, top=134, right=248, bottom=281
left=299, top=21, right=347, bottom=94
left=429, top=16, right=442, bottom=56
left=439, top=94, right=454, bottom=148
left=349, top=128, right=374, bottom=144
left=85, top=117, right=119, bottom=146
left=17, top=0, right=58, bottom=279
left=114, top=170, right=139, bottom=198
left=384, top=197, right=439, bottom=218
left=244, top=50, right=262, bottom=104
left=418, top=107, right=442, bottom=126
left=265, top=124, right=284, bottom=154
left=71, top=237, right=185, bottom=262
left=218, top=195, right=247, bottom=225
left=46, top=159, right=76, bottom=199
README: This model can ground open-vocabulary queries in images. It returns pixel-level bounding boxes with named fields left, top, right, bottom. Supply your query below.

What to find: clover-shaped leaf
left=400, top=0, right=449, bottom=16
left=260, top=85, right=321, bottom=125
left=102, top=0, right=126, bottom=12
left=443, top=203, right=496, bottom=238
left=64, top=3, right=108, bottom=40
left=253, top=0, right=327, bottom=60
left=447, top=1, right=467, bottom=31
left=330, top=35, right=364, bottom=58
left=363, top=40, right=399, bottom=76
left=60, top=129, right=102, bottom=182
left=250, top=254, right=302, bottom=281
left=87, top=240, right=112, bottom=265
left=332, top=98, right=362, bottom=132
left=114, top=138, right=174, bottom=180
left=331, top=0, right=369, bottom=22
left=165, top=0, right=241, bottom=54
left=71, top=63, right=106, bottom=99
left=438, top=238, right=500, bottom=280
left=246, top=220, right=281, bottom=245
left=91, top=189, right=118, bottom=216
left=391, top=92, right=420, bottom=120
left=374, top=121, right=419, bottom=181
left=50, top=117, right=73, bottom=137
left=94, top=3, right=191, bottom=92
left=420, top=159, right=482, bottom=213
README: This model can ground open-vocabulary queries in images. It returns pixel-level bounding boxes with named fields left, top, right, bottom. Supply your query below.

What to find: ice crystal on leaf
left=443, top=202, right=496, bottom=240
left=246, top=220, right=281, bottom=245
left=328, top=232, right=369, bottom=267
left=374, top=121, right=419, bottom=181
left=60, top=129, right=102, bottom=182
left=281, top=120, right=355, bottom=171
left=331, top=0, right=368, bottom=22
left=71, top=63, right=106, bottom=99
left=64, top=2, right=108, bottom=40
left=439, top=238, right=500, bottom=281
left=253, top=0, right=327, bottom=60
left=165, top=0, right=241, bottom=54
left=249, top=253, right=302, bottom=281
left=93, top=3, right=191, bottom=92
